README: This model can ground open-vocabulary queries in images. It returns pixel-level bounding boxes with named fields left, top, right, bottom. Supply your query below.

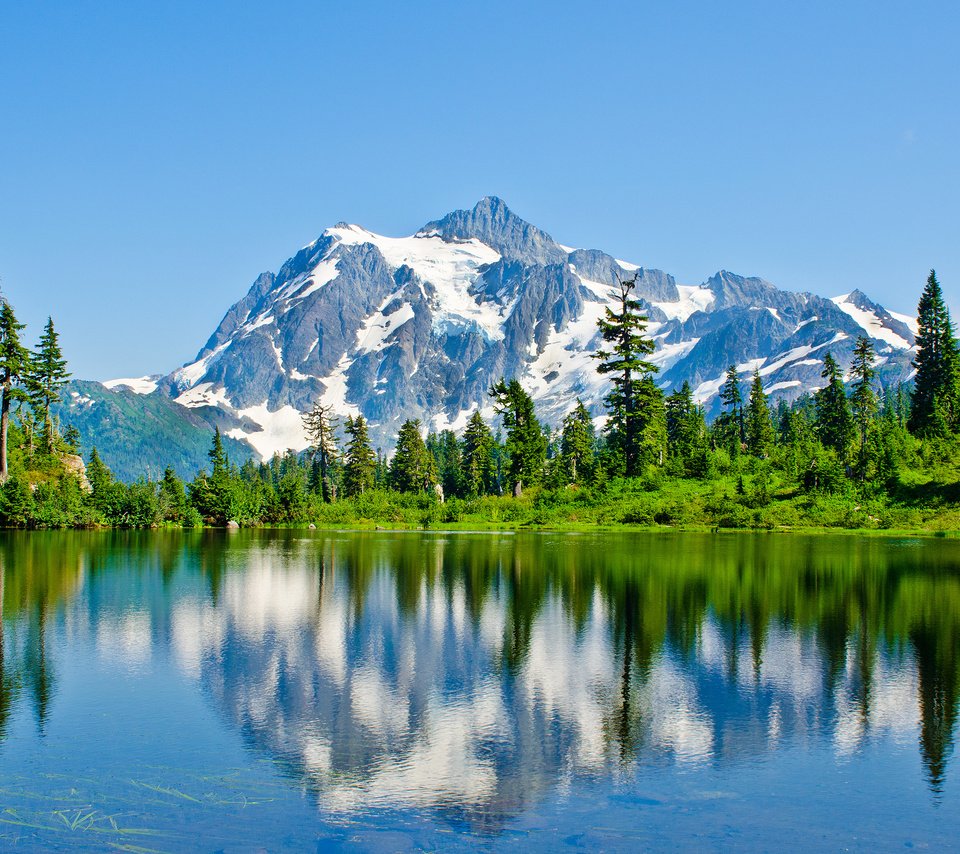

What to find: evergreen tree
left=745, top=370, right=773, bottom=457
left=427, top=429, right=463, bottom=499
left=592, top=274, right=659, bottom=476
left=489, top=378, right=547, bottom=495
left=849, top=336, right=878, bottom=456
left=301, top=399, right=339, bottom=502
left=815, top=352, right=855, bottom=460
left=159, top=466, right=187, bottom=522
left=87, top=447, right=113, bottom=494
left=25, top=317, right=70, bottom=453
left=909, top=270, right=960, bottom=436
left=0, top=301, right=29, bottom=483
left=461, top=410, right=495, bottom=496
left=342, top=415, right=376, bottom=497
left=560, top=399, right=595, bottom=484
left=716, top=365, right=744, bottom=456
left=665, top=383, right=696, bottom=461
left=390, top=420, right=437, bottom=493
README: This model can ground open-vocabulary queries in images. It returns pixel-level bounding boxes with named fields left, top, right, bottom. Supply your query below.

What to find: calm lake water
left=0, top=530, right=958, bottom=851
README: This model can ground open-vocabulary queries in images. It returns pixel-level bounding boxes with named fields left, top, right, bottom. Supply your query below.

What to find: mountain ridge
left=60, top=198, right=917, bottom=474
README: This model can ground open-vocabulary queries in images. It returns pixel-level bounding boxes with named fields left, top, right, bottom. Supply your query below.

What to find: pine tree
left=592, top=274, right=659, bottom=476
left=665, top=382, right=696, bottom=462
left=716, top=365, right=744, bottom=457
left=427, top=429, right=463, bottom=499
left=815, top=352, right=855, bottom=460
left=390, top=420, right=437, bottom=493
left=0, top=301, right=29, bottom=483
left=909, top=270, right=960, bottom=436
left=301, top=399, right=339, bottom=502
left=461, top=410, right=495, bottom=496
left=159, top=466, right=187, bottom=522
left=849, top=336, right=878, bottom=454
left=745, top=370, right=773, bottom=457
left=25, top=317, right=70, bottom=453
left=342, top=415, right=376, bottom=497
left=208, top=427, right=228, bottom=477
left=560, top=399, right=595, bottom=484
left=87, top=447, right=113, bottom=494
left=489, top=378, right=547, bottom=495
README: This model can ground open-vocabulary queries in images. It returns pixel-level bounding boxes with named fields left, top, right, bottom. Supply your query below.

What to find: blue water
left=0, top=530, right=957, bottom=851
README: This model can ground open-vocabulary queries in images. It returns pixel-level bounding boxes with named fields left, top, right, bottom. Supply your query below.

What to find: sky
left=1, top=0, right=957, bottom=381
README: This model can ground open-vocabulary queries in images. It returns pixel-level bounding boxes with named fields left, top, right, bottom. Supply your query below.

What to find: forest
left=1, top=271, right=959, bottom=532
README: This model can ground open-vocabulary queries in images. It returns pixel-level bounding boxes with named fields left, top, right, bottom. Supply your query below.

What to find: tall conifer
left=592, top=274, right=660, bottom=476
left=0, top=302, right=29, bottom=483
left=26, top=317, right=70, bottom=453
left=909, top=270, right=960, bottom=436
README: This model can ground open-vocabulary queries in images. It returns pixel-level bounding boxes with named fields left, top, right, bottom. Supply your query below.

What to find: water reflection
left=0, top=530, right=958, bottom=829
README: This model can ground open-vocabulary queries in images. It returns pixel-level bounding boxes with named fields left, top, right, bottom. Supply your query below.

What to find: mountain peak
left=418, top=198, right=568, bottom=265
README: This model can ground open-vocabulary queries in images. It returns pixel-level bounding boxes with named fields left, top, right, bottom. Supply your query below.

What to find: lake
left=0, top=530, right=957, bottom=851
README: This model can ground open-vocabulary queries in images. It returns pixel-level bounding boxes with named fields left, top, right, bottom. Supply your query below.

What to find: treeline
left=1, top=271, right=959, bottom=530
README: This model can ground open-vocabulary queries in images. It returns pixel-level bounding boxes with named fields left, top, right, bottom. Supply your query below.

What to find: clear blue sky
left=1, top=1, right=956, bottom=380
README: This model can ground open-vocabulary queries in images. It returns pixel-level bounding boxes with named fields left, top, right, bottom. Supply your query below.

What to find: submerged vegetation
left=1, top=271, right=960, bottom=531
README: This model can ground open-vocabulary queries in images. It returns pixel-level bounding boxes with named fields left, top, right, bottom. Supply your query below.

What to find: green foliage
left=390, top=420, right=438, bottom=494
left=342, top=415, right=376, bottom=497
left=461, top=411, right=495, bottom=496
left=745, top=370, right=774, bottom=458
left=909, top=270, right=960, bottom=436
left=489, top=378, right=547, bottom=494
left=25, top=317, right=71, bottom=453
left=560, top=399, right=595, bottom=484
left=815, top=352, right=855, bottom=461
left=592, top=275, right=660, bottom=476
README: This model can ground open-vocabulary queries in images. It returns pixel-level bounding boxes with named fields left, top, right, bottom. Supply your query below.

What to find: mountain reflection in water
left=0, top=530, right=957, bottom=838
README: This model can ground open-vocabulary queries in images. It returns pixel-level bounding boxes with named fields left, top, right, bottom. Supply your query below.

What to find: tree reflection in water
left=0, top=529, right=958, bottom=827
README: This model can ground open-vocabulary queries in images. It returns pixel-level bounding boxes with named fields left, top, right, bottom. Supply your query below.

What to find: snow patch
left=766, top=380, right=802, bottom=393
left=357, top=300, right=415, bottom=354
left=831, top=294, right=913, bottom=350
left=175, top=382, right=232, bottom=409
left=325, top=224, right=504, bottom=341
left=318, top=354, right=361, bottom=418
left=174, top=342, right=232, bottom=389
left=226, top=402, right=309, bottom=459
left=103, top=376, right=158, bottom=395
left=653, top=285, right=715, bottom=322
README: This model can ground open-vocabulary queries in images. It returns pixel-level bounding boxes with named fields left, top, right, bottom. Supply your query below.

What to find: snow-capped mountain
left=98, top=197, right=916, bottom=462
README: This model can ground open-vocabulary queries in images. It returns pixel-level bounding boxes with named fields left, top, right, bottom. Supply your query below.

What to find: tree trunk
left=0, top=385, right=9, bottom=485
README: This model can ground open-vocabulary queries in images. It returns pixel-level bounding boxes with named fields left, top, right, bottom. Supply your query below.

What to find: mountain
left=55, top=381, right=255, bottom=482
left=60, top=197, right=917, bottom=476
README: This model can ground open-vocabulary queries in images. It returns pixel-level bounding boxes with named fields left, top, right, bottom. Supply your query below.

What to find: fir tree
left=390, top=420, right=437, bottom=493
left=489, top=378, right=547, bottom=495
left=560, top=399, right=595, bottom=484
left=849, top=336, right=878, bottom=455
left=0, top=301, right=29, bottom=483
left=427, top=429, right=463, bottom=499
left=87, top=447, right=113, bottom=494
left=745, top=370, right=773, bottom=457
left=342, top=415, right=376, bottom=497
left=909, top=270, right=960, bottom=436
left=461, top=410, right=495, bottom=496
left=815, top=352, right=855, bottom=460
left=25, top=317, right=70, bottom=453
left=665, top=382, right=697, bottom=462
left=716, top=365, right=744, bottom=456
left=159, top=466, right=187, bottom=522
left=301, top=399, right=339, bottom=502
left=592, top=274, right=659, bottom=476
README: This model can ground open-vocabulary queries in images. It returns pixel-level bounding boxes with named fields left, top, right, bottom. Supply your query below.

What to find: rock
left=62, top=454, right=92, bottom=493
left=308, top=523, right=317, bottom=530
left=226, top=520, right=240, bottom=529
